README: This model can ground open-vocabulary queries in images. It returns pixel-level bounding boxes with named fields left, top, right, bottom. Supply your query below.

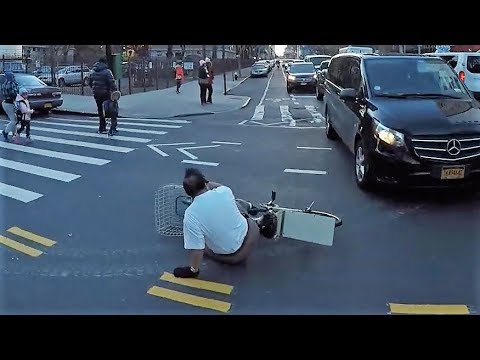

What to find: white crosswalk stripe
left=0, top=113, right=189, bottom=203
left=242, top=104, right=324, bottom=128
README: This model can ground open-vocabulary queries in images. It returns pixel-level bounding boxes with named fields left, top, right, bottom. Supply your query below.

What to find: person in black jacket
left=89, top=58, right=117, bottom=134
left=197, top=60, right=209, bottom=105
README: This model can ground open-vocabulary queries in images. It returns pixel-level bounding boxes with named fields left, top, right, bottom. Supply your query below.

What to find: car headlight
left=288, top=75, right=296, bottom=81
left=52, top=91, right=62, bottom=96
left=373, top=120, right=405, bottom=147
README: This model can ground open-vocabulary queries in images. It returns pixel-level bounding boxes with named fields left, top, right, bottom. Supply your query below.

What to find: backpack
left=1, top=81, right=18, bottom=103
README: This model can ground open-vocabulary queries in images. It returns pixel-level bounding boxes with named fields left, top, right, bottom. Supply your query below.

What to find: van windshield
left=308, top=56, right=330, bottom=65
left=364, top=57, right=470, bottom=99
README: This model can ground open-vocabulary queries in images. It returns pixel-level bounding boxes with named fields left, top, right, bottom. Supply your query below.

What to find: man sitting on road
left=173, top=168, right=277, bottom=278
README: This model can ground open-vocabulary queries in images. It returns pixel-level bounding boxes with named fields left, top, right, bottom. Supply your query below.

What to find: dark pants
left=18, top=120, right=30, bottom=137
left=176, top=80, right=182, bottom=92
left=206, top=83, right=213, bottom=103
left=199, top=83, right=208, bottom=104
left=95, top=97, right=108, bottom=132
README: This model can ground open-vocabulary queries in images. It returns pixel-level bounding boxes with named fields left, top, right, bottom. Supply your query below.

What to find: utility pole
left=223, top=45, right=227, bottom=95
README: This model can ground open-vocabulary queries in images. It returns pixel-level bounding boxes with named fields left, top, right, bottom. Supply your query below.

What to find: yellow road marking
left=7, top=227, right=56, bottom=247
left=0, top=235, right=43, bottom=257
left=389, top=303, right=470, bottom=315
left=147, top=286, right=231, bottom=313
left=160, top=272, right=233, bottom=295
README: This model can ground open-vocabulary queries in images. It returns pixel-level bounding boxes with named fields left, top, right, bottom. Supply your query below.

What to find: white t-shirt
left=183, top=186, right=248, bottom=255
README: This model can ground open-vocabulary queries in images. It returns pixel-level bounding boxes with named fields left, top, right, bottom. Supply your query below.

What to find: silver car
left=251, top=62, right=269, bottom=77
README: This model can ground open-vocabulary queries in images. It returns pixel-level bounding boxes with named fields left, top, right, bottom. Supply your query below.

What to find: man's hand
left=173, top=266, right=200, bottom=278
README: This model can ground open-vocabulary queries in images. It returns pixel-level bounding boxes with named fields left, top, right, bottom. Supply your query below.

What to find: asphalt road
left=1, top=67, right=479, bottom=314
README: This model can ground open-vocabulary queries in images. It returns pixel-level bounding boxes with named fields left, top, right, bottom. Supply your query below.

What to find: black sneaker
left=108, top=129, right=114, bottom=136
left=2, top=130, right=8, bottom=141
left=97, top=129, right=108, bottom=134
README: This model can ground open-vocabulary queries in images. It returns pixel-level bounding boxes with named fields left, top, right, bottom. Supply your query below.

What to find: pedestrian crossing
left=240, top=103, right=325, bottom=128
left=0, top=115, right=190, bottom=204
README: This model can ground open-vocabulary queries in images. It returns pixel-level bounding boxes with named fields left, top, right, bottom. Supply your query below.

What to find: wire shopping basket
left=154, top=184, right=192, bottom=237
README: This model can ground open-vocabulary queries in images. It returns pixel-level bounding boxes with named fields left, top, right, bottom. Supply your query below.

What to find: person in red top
left=175, top=61, right=185, bottom=94
left=205, top=57, right=214, bottom=103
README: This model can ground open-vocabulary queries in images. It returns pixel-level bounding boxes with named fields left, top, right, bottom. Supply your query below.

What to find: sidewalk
left=54, top=67, right=252, bottom=119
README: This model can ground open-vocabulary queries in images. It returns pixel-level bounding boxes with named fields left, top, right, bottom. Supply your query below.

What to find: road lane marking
left=0, top=141, right=110, bottom=165
left=293, top=95, right=316, bottom=98
left=86, top=117, right=191, bottom=124
left=389, top=303, right=470, bottom=315
left=182, top=160, right=219, bottom=166
left=33, top=121, right=168, bottom=135
left=160, top=272, right=233, bottom=295
left=0, top=157, right=80, bottom=182
left=7, top=227, right=56, bottom=247
left=259, top=73, right=274, bottom=106
left=31, top=135, right=135, bottom=153
left=177, top=145, right=220, bottom=160
left=305, top=105, right=325, bottom=123
left=153, top=142, right=196, bottom=146
left=50, top=117, right=182, bottom=129
left=28, top=126, right=152, bottom=143
left=280, top=105, right=294, bottom=123
left=147, top=144, right=169, bottom=156
left=238, top=119, right=249, bottom=125
left=250, top=121, right=266, bottom=125
left=284, top=169, right=327, bottom=175
left=0, top=235, right=43, bottom=257
left=147, top=286, right=231, bottom=313
left=250, top=105, right=265, bottom=121
left=297, top=146, right=332, bottom=150
left=0, top=182, right=43, bottom=203
left=211, top=141, right=241, bottom=145
left=294, top=101, right=299, bottom=105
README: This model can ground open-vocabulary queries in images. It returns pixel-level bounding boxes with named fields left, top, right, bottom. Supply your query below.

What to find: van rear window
left=467, top=56, right=480, bottom=73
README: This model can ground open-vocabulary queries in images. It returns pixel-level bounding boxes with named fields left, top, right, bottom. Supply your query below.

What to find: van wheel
left=324, top=109, right=338, bottom=140
left=354, top=138, right=375, bottom=190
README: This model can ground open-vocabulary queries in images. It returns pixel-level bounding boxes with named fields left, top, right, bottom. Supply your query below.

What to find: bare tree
left=202, top=45, right=207, bottom=59
left=166, top=45, right=173, bottom=59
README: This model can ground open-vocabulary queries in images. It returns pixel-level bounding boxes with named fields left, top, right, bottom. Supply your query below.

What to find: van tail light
left=459, top=71, right=466, bottom=82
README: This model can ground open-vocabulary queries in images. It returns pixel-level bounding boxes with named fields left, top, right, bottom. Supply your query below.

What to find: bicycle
left=155, top=184, right=342, bottom=247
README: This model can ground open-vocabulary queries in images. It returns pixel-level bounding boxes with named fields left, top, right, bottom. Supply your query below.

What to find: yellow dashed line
left=0, top=235, right=43, bottom=257
left=389, top=303, right=470, bottom=315
left=147, top=286, right=232, bottom=313
left=160, top=272, right=234, bottom=295
left=7, top=226, right=56, bottom=247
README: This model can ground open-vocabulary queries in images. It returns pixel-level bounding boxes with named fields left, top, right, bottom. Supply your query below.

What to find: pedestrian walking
left=13, top=88, right=34, bottom=143
left=175, top=61, right=184, bottom=94
left=198, top=59, right=209, bottom=105
left=89, top=58, right=117, bottom=134
left=103, top=90, right=121, bottom=136
left=205, top=57, right=214, bottom=104
left=1, top=72, right=20, bottom=141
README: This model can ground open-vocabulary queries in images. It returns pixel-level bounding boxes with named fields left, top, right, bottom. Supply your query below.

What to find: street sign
left=183, top=62, right=193, bottom=70
left=435, top=45, right=451, bottom=53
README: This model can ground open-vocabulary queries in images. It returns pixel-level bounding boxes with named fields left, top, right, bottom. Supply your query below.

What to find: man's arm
left=174, top=215, right=205, bottom=278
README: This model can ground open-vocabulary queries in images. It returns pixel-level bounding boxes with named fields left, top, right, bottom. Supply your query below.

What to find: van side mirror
left=339, top=88, right=357, bottom=100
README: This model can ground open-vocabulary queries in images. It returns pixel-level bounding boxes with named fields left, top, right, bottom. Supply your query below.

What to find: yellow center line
left=7, top=227, right=56, bottom=247
left=0, top=235, right=43, bottom=257
left=147, top=286, right=231, bottom=313
left=160, top=272, right=234, bottom=295
left=389, top=303, right=470, bottom=315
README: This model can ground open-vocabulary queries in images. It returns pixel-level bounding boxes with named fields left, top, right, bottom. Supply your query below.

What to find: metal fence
left=13, top=53, right=254, bottom=96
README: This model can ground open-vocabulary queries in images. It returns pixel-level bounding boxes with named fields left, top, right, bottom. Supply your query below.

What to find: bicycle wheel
left=307, top=210, right=343, bottom=227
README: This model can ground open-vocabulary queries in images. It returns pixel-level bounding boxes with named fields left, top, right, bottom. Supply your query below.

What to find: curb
left=52, top=109, right=97, bottom=117
left=172, top=111, right=215, bottom=118
left=241, top=97, right=251, bottom=108
left=226, top=75, right=251, bottom=93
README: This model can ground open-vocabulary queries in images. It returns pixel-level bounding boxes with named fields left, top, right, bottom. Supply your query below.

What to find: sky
left=274, top=45, right=287, bottom=56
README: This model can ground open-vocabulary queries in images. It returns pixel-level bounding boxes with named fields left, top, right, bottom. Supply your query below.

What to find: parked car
left=56, top=65, right=91, bottom=87
left=0, top=73, right=63, bottom=113
left=286, top=62, right=316, bottom=93
left=315, top=59, right=330, bottom=100
left=251, top=62, right=269, bottom=77
left=323, top=53, right=480, bottom=190
left=424, top=52, right=480, bottom=100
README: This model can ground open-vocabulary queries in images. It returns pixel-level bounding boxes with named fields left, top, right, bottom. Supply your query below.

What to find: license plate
left=441, top=166, right=465, bottom=179
left=301, top=82, right=307, bottom=85
left=44, top=103, right=52, bottom=108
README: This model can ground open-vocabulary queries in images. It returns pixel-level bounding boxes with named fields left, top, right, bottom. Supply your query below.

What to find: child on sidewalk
left=13, top=88, right=34, bottom=143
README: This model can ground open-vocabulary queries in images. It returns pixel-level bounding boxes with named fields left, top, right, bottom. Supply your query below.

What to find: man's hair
left=183, top=168, right=208, bottom=197
left=99, top=57, right=107, bottom=64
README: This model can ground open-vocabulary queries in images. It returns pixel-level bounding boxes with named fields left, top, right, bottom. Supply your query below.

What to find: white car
left=424, top=52, right=480, bottom=100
